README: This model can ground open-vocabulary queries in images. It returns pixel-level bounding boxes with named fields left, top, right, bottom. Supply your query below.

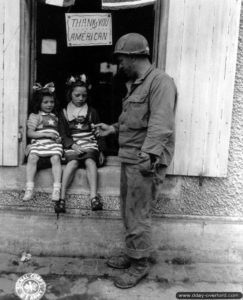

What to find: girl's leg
left=23, top=154, right=39, bottom=201
left=85, top=158, right=102, bottom=211
left=61, top=160, right=79, bottom=200
left=84, top=158, right=98, bottom=198
left=50, top=155, right=62, bottom=184
left=50, top=155, right=62, bottom=201
left=26, top=154, right=39, bottom=183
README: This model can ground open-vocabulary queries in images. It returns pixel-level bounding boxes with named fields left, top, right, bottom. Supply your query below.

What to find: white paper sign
left=41, top=39, right=57, bottom=54
left=65, top=13, right=112, bottom=47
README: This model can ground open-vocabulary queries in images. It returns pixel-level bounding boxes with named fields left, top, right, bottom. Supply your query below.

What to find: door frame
left=153, top=0, right=170, bottom=69
left=19, top=0, right=170, bottom=163
left=19, top=0, right=37, bottom=164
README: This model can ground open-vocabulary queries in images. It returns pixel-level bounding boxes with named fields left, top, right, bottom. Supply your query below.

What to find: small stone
left=20, top=252, right=32, bottom=262
left=12, top=260, right=19, bottom=266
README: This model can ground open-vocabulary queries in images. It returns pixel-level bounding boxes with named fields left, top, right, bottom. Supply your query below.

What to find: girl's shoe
left=90, top=196, right=103, bottom=211
left=54, top=199, right=66, bottom=214
left=23, top=188, right=34, bottom=201
left=52, top=187, right=61, bottom=201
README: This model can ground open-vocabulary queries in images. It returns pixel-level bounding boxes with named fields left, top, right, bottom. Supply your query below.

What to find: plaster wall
left=1, top=210, right=243, bottom=263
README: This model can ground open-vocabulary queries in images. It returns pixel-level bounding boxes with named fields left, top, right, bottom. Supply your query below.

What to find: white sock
left=26, top=182, right=34, bottom=189
left=53, top=182, right=61, bottom=189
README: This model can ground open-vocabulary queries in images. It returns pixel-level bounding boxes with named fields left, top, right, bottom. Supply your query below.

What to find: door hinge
left=18, top=127, right=23, bottom=142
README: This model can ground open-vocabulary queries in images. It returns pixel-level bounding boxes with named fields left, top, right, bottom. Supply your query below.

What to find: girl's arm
left=58, top=110, right=75, bottom=149
left=27, top=113, right=58, bottom=139
left=27, top=128, right=57, bottom=139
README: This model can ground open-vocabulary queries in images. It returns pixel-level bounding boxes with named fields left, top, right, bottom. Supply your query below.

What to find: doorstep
left=0, top=155, right=181, bottom=214
left=0, top=156, right=121, bottom=196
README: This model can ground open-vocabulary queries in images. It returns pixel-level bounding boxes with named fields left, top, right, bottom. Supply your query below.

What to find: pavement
left=0, top=253, right=242, bottom=300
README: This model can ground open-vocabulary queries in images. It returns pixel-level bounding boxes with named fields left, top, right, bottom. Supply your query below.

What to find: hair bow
left=66, top=74, right=91, bottom=89
left=33, top=82, right=55, bottom=93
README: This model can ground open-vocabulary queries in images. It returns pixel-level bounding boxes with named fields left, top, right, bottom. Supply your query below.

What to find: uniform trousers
left=120, top=162, right=166, bottom=259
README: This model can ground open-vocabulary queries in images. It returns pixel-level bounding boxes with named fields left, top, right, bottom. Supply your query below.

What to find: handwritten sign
left=65, top=13, right=112, bottom=47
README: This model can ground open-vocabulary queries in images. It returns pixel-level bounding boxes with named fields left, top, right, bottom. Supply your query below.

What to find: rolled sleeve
left=89, top=108, right=106, bottom=151
left=27, top=113, right=40, bottom=131
left=112, top=122, right=119, bottom=134
left=141, top=75, right=176, bottom=164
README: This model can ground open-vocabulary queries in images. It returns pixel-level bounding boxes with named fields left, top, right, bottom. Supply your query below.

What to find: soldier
left=95, top=33, right=177, bottom=288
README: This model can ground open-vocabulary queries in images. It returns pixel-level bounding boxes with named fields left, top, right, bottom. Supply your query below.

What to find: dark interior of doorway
left=35, top=1, right=154, bottom=155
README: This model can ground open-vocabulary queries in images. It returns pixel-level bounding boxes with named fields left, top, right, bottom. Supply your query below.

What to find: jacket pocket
left=126, top=94, right=149, bottom=129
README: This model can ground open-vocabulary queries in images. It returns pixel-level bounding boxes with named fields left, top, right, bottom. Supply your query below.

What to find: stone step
left=0, top=190, right=120, bottom=215
left=35, top=156, right=121, bottom=196
left=0, top=209, right=243, bottom=264
left=0, top=155, right=180, bottom=213
left=3, top=157, right=242, bottom=265
left=0, top=156, right=121, bottom=195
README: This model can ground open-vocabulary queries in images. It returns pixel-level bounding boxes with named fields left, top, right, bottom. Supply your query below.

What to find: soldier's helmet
left=113, top=33, right=150, bottom=57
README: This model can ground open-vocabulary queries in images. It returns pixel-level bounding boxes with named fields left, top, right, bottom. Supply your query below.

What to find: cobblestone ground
left=0, top=254, right=242, bottom=300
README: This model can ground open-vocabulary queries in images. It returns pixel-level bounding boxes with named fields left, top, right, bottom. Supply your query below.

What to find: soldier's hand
left=137, top=151, right=152, bottom=175
left=94, top=123, right=115, bottom=137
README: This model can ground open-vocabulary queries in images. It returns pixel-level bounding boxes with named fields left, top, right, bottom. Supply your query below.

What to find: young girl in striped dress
left=23, top=83, right=63, bottom=202
left=57, top=74, right=105, bottom=213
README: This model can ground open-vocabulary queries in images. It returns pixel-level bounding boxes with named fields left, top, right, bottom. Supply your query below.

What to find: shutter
left=163, top=0, right=241, bottom=177
left=0, top=0, right=20, bottom=166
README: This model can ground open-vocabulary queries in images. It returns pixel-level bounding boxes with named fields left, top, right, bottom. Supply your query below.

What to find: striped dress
left=27, top=112, right=63, bottom=157
left=62, top=108, right=99, bottom=162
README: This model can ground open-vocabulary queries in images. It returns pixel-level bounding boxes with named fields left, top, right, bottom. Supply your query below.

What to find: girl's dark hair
left=66, top=81, right=89, bottom=103
left=30, top=90, right=59, bottom=114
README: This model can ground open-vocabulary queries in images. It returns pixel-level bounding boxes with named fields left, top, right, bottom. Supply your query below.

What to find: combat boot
left=107, top=255, right=131, bottom=269
left=114, top=258, right=150, bottom=289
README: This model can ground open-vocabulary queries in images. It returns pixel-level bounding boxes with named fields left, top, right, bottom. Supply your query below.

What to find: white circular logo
left=15, top=273, right=46, bottom=300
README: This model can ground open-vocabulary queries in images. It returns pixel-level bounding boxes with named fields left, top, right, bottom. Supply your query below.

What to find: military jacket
left=113, top=66, right=177, bottom=166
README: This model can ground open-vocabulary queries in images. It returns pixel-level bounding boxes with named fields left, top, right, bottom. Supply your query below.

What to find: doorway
left=34, top=1, right=155, bottom=155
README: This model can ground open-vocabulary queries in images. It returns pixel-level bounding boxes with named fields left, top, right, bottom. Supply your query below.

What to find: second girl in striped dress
left=57, top=75, right=105, bottom=213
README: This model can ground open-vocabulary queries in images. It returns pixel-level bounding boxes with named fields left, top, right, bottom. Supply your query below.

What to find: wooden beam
left=30, top=0, right=37, bottom=101
left=153, top=0, right=170, bottom=70
left=19, top=0, right=31, bottom=164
